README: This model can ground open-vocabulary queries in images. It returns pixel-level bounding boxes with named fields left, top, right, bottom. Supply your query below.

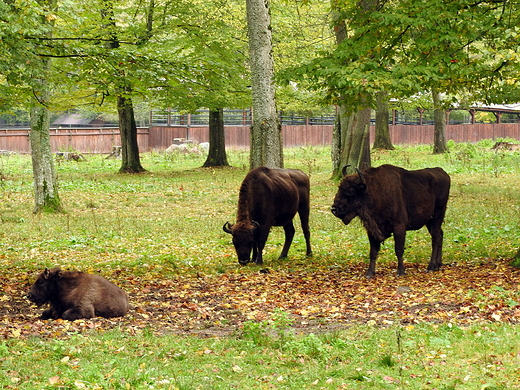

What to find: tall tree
left=330, top=1, right=375, bottom=179
left=246, top=0, right=283, bottom=169
left=28, top=0, right=63, bottom=212
left=99, top=0, right=146, bottom=173
left=161, top=0, right=250, bottom=168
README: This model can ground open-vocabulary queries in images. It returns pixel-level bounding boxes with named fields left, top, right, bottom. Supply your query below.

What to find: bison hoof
left=427, top=263, right=441, bottom=272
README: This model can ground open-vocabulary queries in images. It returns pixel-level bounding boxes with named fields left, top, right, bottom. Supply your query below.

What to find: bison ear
left=43, top=268, right=50, bottom=279
left=223, top=222, right=233, bottom=234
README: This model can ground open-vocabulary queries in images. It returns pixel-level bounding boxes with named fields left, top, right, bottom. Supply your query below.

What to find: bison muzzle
left=331, top=164, right=450, bottom=277
left=28, top=267, right=129, bottom=320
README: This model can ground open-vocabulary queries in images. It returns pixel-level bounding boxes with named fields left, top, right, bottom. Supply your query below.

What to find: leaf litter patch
left=1, top=258, right=519, bottom=339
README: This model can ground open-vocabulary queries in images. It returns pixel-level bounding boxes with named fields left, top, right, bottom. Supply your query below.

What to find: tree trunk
left=29, top=61, right=63, bottom=214
left=432, top=89, right=448, bottom=154
left=332, top=106, right=372, bottom=180
left=373, top=91, right=394, bottom=150
left=203, top=108, right=229, bottom=167
left=246, top=0, right=283, bottom=169
left=117, top=90, right=146, bottom=173
left=331, top=109, right=342, bottom=174
left=29, top=0, right=62, bottom=214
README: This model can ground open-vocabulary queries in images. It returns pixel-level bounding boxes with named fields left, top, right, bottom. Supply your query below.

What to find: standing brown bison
left=331, top=164, right=450, bottom=277
left=28, top=268, right=129, bottom=320
left=224, top=167, right=312, bottom=265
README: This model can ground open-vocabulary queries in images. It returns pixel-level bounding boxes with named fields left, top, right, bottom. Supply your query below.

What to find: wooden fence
left=1, top=123, right=520, bottom=154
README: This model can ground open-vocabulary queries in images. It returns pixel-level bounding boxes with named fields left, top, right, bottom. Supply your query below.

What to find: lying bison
left=224, top=167, right=312, bottom=265
left=28, top=268, right=129, bottom=320
left=331, top=164, right=450, bottom=277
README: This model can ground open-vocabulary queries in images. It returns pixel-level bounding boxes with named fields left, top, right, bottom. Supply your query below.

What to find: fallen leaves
left=1, top=258, right=519, bottom=339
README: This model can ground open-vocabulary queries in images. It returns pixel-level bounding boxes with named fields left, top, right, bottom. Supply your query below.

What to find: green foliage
left=285, top=0, right=520, bottom=111
left=1, top=0, right=252, bottom=116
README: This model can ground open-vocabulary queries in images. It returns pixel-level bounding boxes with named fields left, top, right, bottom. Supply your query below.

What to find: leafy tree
left=51, top=0, right=249, bottom=172
left=0, top=0, right=64, bottom=212
left=289, top=0, right=520, bottom=165
left=330, top=1, right=375, bottom=179
left=161, top=0, right=250, bottom=168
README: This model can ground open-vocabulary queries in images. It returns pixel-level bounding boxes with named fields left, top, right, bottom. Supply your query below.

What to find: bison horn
left=341, top=165, right=351, bottom=176
left=252, top=220, right=260, bottom=230
left=223, top=222, right=233, bottom=234
left=355, top=168, right=366, bottom=183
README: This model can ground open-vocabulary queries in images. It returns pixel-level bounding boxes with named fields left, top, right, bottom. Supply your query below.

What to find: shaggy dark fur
left=224, top=167, right=312, bottom=265
left=28, top=268, right=129, bottom=320
left=331, top=164, right=450, bottom=277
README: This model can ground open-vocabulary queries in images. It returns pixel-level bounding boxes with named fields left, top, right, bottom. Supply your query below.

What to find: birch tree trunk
left=432, top=89, right=448, bottom=154
left=203, top=108, right=229, bottom=167
left=246, top=0, right=283, bottom=169
left=29, top=58, right=62, bottom=213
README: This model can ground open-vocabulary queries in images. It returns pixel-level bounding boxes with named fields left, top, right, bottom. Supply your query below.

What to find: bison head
left=28, top=268, right=62, bottom=306
left=223, top=221, right=257, bottom=265
left=331, top=168, right=367, bottom=225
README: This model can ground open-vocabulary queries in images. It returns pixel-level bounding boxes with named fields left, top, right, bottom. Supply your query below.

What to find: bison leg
left=279, top=221, right=295, bottom=259
left=254, top=228, right=270, bottom=265
left=426, top=220, right=444, bottom=271
left=393, top=228, right=406, bottom=276
left=61, top=306, right=95, bottom=321
left=298, top=210, right=313, bottom=257
left=366, top=235, right=381, bottom=278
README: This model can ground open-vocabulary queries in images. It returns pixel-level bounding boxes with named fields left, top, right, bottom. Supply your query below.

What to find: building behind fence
left=1, top=108, right=520, bottom=154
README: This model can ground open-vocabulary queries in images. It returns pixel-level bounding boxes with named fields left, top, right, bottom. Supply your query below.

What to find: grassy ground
left=1, top=141, right=520, bottom=389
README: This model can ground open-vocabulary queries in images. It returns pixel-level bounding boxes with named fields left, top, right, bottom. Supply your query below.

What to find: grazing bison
left=331, top=164, right=450, bottom=277
left=223, top=167, right=312, bottom=265
left=28, top=268, right=129, bottom=320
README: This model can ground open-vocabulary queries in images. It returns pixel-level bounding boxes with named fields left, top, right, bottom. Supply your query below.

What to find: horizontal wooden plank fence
left=1, top=123, right=519, bottom=154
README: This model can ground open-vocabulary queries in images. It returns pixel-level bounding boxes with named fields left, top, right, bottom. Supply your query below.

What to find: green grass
left=2, top=323, right=519, bottom=389
left=1, top=142, right=518, bottom=276
left=1, top=142, right=520, bottom=389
